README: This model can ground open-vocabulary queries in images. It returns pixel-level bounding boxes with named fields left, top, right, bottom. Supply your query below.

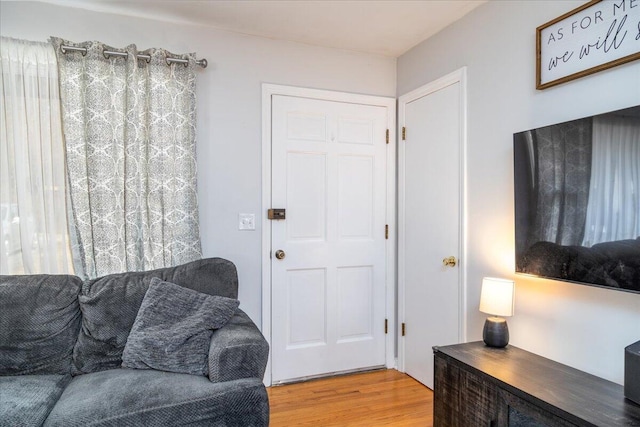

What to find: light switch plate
left=238, top=213, right=255, bottom=230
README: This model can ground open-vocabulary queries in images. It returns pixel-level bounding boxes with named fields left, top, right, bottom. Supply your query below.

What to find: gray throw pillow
left=72, top=257, right=239, bottom=375
left=121, top=278, right=239, bottom=376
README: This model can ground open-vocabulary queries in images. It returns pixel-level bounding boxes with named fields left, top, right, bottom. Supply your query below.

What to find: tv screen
left=514, top=106, right=640, bottom=294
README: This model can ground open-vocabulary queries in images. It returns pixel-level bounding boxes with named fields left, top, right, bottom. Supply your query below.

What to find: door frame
left=397, top=68, right=468, bottom=373
left=261, top=84, right=397, bottom=386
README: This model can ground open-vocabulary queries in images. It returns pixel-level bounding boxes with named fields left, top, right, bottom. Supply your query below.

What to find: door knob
left=442, top=256, right=457, bottom=267
left=275, top=250, right=286, bottom=260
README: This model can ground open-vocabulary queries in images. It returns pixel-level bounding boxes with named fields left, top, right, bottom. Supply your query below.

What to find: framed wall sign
left=536, top=0, right=640, bottom=90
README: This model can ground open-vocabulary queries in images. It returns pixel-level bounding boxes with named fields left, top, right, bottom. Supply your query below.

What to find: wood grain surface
left=268, top=369, right=433, bottom=426
left=434, top=341, right=640, bottom=427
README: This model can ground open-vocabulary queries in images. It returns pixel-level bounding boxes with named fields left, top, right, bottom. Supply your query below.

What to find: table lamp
left=479, top=277, right=515, bottom=348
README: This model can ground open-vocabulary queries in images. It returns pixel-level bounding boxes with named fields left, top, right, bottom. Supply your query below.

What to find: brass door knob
left=275, top=250, right=286, bottom=260
left=442, top=256, right=457, bottom=267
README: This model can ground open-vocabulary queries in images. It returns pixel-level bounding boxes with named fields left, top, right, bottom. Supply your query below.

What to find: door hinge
left=402, top=126, right=406, bottom=141
left=385, top=318, right=388, bottom=334
left=385, top=129, right=389, bottom=144
left=385, top=224, right=389, bottom=239
left=402, top=322, right=406, bottom=336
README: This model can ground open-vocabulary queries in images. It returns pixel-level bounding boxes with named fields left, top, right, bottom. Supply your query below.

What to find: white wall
left=0, top=2, right=397, bottom=327
left=398, top=0, right=640, bottom=384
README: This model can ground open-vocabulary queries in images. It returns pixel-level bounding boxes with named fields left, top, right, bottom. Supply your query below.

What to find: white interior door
left=399, top=70, right=465, bottom=389
left=270, top=94, right=389, bottom=384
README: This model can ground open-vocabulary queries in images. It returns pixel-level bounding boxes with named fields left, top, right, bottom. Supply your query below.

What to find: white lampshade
left=479, top=277, right=515, bottom=317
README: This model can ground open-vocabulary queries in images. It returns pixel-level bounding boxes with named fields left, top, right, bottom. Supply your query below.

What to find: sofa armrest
left=208, top=309, right=269, bottom=383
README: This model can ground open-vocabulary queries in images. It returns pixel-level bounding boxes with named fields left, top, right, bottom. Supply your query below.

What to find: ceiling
left=39, top=0, right=486, bottom=57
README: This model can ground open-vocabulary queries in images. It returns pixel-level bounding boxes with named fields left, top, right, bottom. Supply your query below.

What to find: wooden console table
left=433, top=342, right=640, bottom=426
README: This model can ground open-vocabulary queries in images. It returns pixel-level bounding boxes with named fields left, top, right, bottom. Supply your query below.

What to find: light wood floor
left=267, top=369, right=433, bottom=426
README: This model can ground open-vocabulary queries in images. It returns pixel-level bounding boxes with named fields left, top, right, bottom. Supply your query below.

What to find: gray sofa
left=0, top=258, right=270, bottom=426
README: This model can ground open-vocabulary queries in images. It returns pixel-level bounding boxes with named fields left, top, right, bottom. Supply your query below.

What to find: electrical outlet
left=238, top=213, right=255, bottom=230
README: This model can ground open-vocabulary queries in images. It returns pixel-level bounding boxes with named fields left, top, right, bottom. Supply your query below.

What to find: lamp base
left=483, top=317, right=509, bottom=348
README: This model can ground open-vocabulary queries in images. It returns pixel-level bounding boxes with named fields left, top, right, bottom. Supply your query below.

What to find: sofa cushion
left=0, top=275, right=82, bottom=375
left=43, top=368, right=269, bottom=427
left=0, top=374, right=71, bottom=426
left=122, top=278, right=238, bottom=376
left=72, top=258, right=239, bottom=375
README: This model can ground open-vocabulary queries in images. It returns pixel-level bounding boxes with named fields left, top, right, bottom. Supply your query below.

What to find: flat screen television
left=514, top=105, right=640, bottom=294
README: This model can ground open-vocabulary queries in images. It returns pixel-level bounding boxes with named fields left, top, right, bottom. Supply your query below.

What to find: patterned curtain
left=51, top=37, right=201, bottom=279
left=528, top=118, right=592, bottom=248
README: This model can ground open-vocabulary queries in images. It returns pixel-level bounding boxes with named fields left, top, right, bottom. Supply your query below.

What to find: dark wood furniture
left=433, top=341, right=640, bottom=426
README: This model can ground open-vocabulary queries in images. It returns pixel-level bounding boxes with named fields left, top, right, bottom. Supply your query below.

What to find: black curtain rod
left=59, top=44, right=208, bottom=68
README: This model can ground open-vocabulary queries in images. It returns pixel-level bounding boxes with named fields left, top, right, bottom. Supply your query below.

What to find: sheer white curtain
left=582, top=114, right=640, bottom=246
left=51, top=38, right=202, bottom=279
left=0, top=37, right=74, bottom=274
